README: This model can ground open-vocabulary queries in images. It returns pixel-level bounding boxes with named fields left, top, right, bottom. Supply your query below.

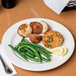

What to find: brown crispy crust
left=42, top=31, right=64, bottom=49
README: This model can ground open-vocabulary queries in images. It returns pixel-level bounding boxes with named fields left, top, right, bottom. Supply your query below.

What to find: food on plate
left=29, top=34, right=42, bottom=44
left=51, top=46, right=68, bottom=56
left=40, top=21, right=51, bottom=33
left=17, top=24, right=32, bottom=37
left=8, top=38, right=52, bottom=63
left=42, top=31, right=64, bottom=49
left=30, top=22, right=43, bottom=34
left=60, top=46, right=68, bottom=56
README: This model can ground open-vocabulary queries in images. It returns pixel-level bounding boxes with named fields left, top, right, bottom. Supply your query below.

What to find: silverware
left=0, top=55, right=13, bottom=74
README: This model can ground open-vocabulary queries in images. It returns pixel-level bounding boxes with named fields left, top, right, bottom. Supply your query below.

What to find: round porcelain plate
left=2, top=18, right=75, bottom=71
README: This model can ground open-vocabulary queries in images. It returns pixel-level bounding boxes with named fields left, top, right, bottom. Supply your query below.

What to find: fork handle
left=0, top=55, right=13, bottom=74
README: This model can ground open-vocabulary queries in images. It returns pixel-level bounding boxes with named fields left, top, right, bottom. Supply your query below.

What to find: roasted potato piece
left=17, top=24, right=32, bottom=37
left=40, top=21, right=51, bottom=33
left=29, top=34, right=42, bottom=44
left=30, top=22, right=43, bottom=34
left=42, top=31, right=64, bottom=49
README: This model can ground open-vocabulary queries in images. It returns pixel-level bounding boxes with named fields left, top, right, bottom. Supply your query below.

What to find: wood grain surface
left=0, top=0, right=76, bottom=76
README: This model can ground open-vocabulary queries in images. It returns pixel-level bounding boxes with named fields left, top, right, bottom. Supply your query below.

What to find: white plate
left=2, top=18, right=75, bottom=71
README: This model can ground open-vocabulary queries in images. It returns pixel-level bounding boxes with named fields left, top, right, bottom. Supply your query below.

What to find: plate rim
left=2, top=18, right=75, bottom=71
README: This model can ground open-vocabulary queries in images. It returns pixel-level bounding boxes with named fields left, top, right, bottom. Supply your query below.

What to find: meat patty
left=30, top=22, right=43, bottom=34
left=42, top=31, right=64, bottom=49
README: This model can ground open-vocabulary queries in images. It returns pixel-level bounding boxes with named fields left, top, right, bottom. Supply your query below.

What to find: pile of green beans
left=8, top=38, right=52, bottom=63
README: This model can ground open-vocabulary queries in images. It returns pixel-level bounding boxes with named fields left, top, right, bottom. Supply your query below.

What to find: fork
left=0, top=55, right=13, bottom=74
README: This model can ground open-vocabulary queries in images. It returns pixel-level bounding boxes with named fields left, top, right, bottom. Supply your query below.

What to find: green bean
left=22, top=48, right=35, bottom=58
left=29, top=42, right=51, bottom=53
left=19, top=48, right=27, bottom=52
left=15, top=38, right=25, bottom=49
left=21, top=37, right=25, bottom=42
left=15, top=38, right=29, bottom=49
left=18, top=45, right=41, bottom=63
left=19, top=47, right=35, bottom=58
left=8, top=38, right=52, bottom=63
left=18, top=42, right=50, bottom=60
left=25, top=53, right=39, bottom=62
left=18, top=43, right=50, bottom=61
left=21, top=38, right=29, bottom=43
left=22, top=48, right=35, bottom=56
left=32, top=46, right=51, bottom=61
left=18, top=42, right=51, bottom=54
left=29, top=42, right=51, bottom=54
left=8, top=44, right=28, bottom=61
left=20, top=38, right=51, bottom=54
left=22, top=52, right=35, bottom=58
left=23, top=45, right=50, bottom=61
left=41, top=57, right=50, bottom=62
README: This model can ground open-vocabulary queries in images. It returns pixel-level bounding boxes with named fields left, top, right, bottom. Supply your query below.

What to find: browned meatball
left=30, top=22, right=43, bottom=34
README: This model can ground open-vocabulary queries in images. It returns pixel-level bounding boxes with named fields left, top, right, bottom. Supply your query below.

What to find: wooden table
left=0, top=0, right=76, bottom=76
